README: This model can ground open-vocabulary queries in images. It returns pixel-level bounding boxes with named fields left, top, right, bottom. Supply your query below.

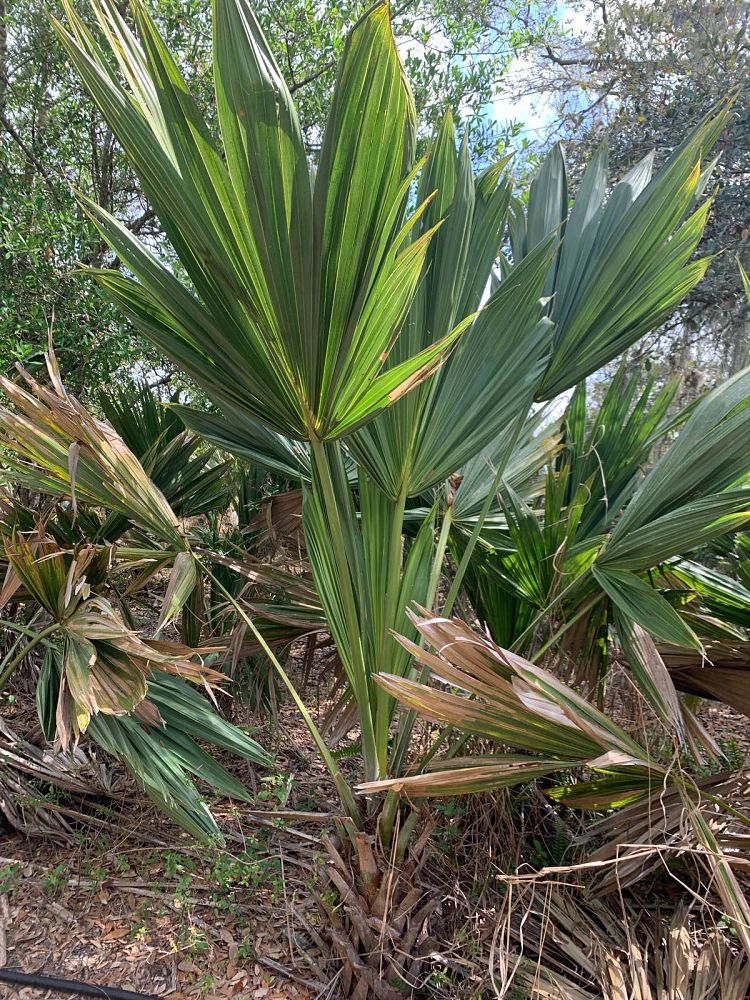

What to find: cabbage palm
left=53, top=0, right=549, bottom=791
left=54, top=0, right=459, bottom=444
left=0, top=4, right=740, bottom=991
left=54, top=0, right=730, bottom=809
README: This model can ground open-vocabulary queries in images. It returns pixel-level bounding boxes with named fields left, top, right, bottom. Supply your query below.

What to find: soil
left=0, top=681, right=342, bottom=1000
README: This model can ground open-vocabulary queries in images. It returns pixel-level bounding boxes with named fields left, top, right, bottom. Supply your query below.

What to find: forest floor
left=0, top=651, right=348, bottom=1000
left=2, top=653, right=750, bottom=1000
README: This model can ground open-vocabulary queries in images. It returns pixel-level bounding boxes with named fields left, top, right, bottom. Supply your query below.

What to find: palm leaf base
left=315, top=816, right=441, bottom=998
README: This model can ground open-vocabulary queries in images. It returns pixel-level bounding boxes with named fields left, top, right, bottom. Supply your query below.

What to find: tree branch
left=0, top=112, right=54, bottom=184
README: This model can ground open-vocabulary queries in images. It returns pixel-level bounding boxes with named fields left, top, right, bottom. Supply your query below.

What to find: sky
left=491, top=3, right=594, bottom=149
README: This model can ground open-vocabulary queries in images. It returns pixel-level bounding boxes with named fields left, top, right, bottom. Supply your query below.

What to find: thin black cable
left=0, top=967, right=160, bottom=999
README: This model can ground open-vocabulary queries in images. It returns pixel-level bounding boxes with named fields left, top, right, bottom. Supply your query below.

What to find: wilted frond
left=38, top=646, right=270, bottom=841
left=0, top=353, right=187, bottom=549
left=500, top=887, right=750, bottom=1000
left=3, top=534, right=222, bottom=749
left=362, top=610, right=750, bottom=954
left=655, top=639, right=750, bottom=718
left=360, top=608, right=656, bottom=799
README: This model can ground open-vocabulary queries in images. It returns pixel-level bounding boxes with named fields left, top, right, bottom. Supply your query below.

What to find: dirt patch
left=0, top=680, right=341, bottom=1000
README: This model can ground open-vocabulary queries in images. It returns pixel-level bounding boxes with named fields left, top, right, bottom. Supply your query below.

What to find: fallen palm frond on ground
left=493, top=886, right=750, bottom=999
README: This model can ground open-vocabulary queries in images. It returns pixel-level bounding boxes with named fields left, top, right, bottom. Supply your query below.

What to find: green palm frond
left=54, top=0, right=464, bottom=446
left=593, top=368, right=750, bottom=647
left=506, top=104, right=731, bottom=400
left=100, top=382, right=232, bottom=522
left=88, top=668, right=271, bottom=843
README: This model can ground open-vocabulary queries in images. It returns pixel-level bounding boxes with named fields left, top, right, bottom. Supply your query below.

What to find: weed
left=256, top=773, right=292, bottom=807
left=196, top=973, right=215, bottom=993
left=183, top=925, right=209, bottom=959
left=237, top=936, right=254, bottom=959
left=0, top=863, right=20, bottom=895
left=42, top=863, right=67, bottom=895
left=131, top=921, right=147, bottom=942
left=83, top=862, right=108, bottom=884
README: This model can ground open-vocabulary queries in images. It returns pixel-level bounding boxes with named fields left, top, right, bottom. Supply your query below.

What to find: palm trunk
left=316, top=812, right=441, bottom=998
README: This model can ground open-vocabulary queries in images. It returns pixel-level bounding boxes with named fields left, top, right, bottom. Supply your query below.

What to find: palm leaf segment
left=349, top=112, right=555, bottom=500
left=0, top=356, right=186, bottom=550
left=507, top=104, right=731, bottom=400
left=99, top=382, right=232, bottom=524
left=3, top=533, right=223, bottom=747
left=53, top=0, right=465, bottom=446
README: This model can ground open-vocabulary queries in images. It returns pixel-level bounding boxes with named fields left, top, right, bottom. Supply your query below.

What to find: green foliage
left=3, top=11, right=750, bottom=954
left=99, top=381, right=232, bottom=526
left=44, top=0, right=735, bottom=816
left=535, top=0, right=750, bottom=384
left=0, top=0, right=163, bottom=392
left=507, top=105, right=731, bottom=399
left=1, top=0, right=555, bottom=395
left=89, top=670, right=271, bottom=842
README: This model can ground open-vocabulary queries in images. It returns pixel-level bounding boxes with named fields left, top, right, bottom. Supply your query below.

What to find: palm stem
left=443, top=413, right=526, bottom=616
left=199, top=557, right=362, bottom=825
left=416, top=435, right=518, bottom=764
left=427, top=501, right=454, bottom=606
left=374, top=479, right=409, bottom=776
left=309, top=435, right=379, bottom=781
left=0, top=622, right=59, bottom=692
left=390, top=498, right=453, bottom=776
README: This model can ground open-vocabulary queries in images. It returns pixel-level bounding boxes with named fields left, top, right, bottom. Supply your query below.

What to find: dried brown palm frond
left=0, top=717, right=112, bottom=842
left=656, top=640, right=750, bottom=719
left=493, top=884, right=750, bottom=1000
left=0, top=350, right=186, bottom=550
left=250, top=488, right=305, bottom=556
left=576, top=768, right=750, bottom=894
left=362, top=609, right=750, bottom=958
left=2, top=534, right=226, bottom=749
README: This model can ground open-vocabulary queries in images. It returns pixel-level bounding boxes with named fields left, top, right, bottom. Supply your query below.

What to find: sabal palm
left=56, top=0, right=730, bottom=799
left=54, top=0, right=552, bottom=788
